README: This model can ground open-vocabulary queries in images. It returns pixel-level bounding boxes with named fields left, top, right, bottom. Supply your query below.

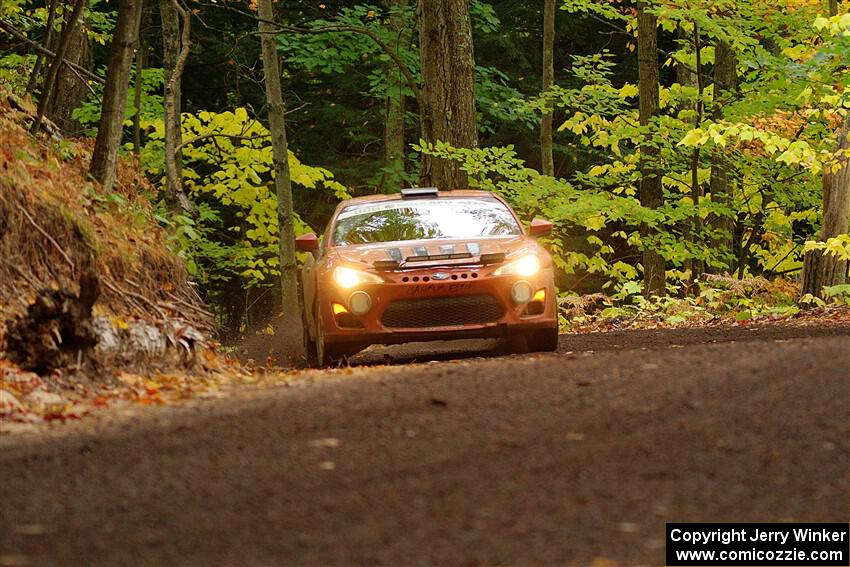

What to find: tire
left=302, top=307, right=318, bottom=367
left=313, top=308, right=351, bottom=367
left=314, top=309, right=331, bottom=367
left=525, top=327, right=559, bottom=352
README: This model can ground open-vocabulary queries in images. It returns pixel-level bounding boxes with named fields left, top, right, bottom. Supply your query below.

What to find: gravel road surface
left=1, top=325, right=848, bottom=566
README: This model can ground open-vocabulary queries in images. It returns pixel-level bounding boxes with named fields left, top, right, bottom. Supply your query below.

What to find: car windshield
left=332, top=198, right=522, bottom=245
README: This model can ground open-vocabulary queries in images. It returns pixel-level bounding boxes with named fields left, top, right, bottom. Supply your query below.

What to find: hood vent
left=374, top=260, right=401, bottom=270
left=405, top=252, right=473, bottom=263
left=370, top=244, right=502, bottom=270
left=480, top=252, right=506, bottom=264
left=385, top=247, right=403, bottom=263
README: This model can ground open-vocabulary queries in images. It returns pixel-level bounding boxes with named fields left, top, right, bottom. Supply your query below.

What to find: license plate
left=406, top=282, right=475, bottom=297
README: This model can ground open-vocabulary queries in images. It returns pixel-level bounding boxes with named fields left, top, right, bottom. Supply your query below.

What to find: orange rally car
left=295, top=188, right=559, bottom=366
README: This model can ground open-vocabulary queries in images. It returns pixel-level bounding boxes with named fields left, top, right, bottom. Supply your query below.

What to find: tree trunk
left=800, top=0, right=849, bottom=297
left=89, top=0, right=144, bottom=191
left=132, top=18, right=145, bottom=155
left=637, top=0, right=665, bottom=297
left=31, top=0, right=87, bottom=135
left=44, top=8, right=91, bottom=135
left=417, top=0, right=478, bottom=189
left=801, top=119, right=850, bottom=296
left=258, top=0, right=306, bottom=364
left=161, top=0, right=187, bottom=209
left=25, top=0, right=59, bottom=94
left=6, top=272, right=100, bottom=375
left=540, top=0, right=555, bottom=177
left=688, top=22, right=704, bottom=282
left=381, top=0, right=410, bottom=191
left=707, top=39, right=738, bottom=272
left=675, top=27, right=694, bottom=106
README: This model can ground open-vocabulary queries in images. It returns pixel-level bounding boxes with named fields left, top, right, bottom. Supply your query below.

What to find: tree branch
left=17, top=202, right=75, bottom=270
left=174, top=132, right=269, bottom=153
left=276, top=23, right=423, bottom=110
left=167, top=0, right=192, bottom=98
left=0, top=20, right=104, bottom=85
left=25, top=0, right=59, bottom=93
left=580, top=11, right=727, bottom=91
left=191, top=1, right=423, bottom=110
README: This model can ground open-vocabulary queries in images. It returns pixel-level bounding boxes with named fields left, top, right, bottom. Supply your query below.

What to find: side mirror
left=529, top=218, right=553, bottom=237
left=295, top=233, right=319, bottom=252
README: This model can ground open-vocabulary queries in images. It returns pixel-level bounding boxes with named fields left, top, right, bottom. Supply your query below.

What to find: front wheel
left=525, top=327, right=559, bottom=352
left=313, top=309, right=352, bottom=367
left=302, top=308, right=318, bottom=367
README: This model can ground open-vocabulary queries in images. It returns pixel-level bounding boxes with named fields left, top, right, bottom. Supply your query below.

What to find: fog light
left=348, top=291, right=372, bottom=315
left=511, top=280, right=533, bottom=304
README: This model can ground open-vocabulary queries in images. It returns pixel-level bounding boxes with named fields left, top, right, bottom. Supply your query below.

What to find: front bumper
left=318, top=266, right=557, bottom=348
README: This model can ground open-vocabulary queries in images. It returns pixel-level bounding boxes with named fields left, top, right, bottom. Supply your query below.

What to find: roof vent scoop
left=400, top=187, right=439, bottom=199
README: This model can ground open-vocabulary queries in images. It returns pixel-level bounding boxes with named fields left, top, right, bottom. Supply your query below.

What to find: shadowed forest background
left=2, top=0, right=849, bottom=345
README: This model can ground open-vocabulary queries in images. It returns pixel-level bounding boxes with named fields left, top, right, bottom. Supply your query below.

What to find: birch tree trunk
left=89, top=0, right=144, bottom=191
left=257, top=0, right=305, bottom=363
left=637, top=0, right=665, bottom=297
left=540, top=0, right=555, bottom=177
left=417, top=0, right=478, bottom=189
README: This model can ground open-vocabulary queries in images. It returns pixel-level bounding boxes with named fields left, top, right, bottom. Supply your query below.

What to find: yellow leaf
left=583, top=214, right=606, bottom=231
left=679, top=128, right=707, bottom=147
left=618, top=83, right=639, bottom=99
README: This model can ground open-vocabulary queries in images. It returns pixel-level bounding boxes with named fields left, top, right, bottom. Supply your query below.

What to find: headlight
left=494, top=254, right=541, bottom=277
left=333, top=266, right=383, bottom=288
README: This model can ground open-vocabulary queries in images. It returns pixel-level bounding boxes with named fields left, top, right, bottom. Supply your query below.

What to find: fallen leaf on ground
left=309, top=438, right=341, bottom=449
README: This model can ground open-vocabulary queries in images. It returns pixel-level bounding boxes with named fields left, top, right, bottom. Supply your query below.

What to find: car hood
left=328, top=235, right=534, bottom=269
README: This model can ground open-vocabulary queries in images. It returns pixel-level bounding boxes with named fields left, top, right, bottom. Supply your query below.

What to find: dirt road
left=2, top=325, right=849, bottom=566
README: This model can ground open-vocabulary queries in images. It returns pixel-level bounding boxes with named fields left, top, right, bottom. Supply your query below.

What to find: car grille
left=381, top=294, right=504, bottom=328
